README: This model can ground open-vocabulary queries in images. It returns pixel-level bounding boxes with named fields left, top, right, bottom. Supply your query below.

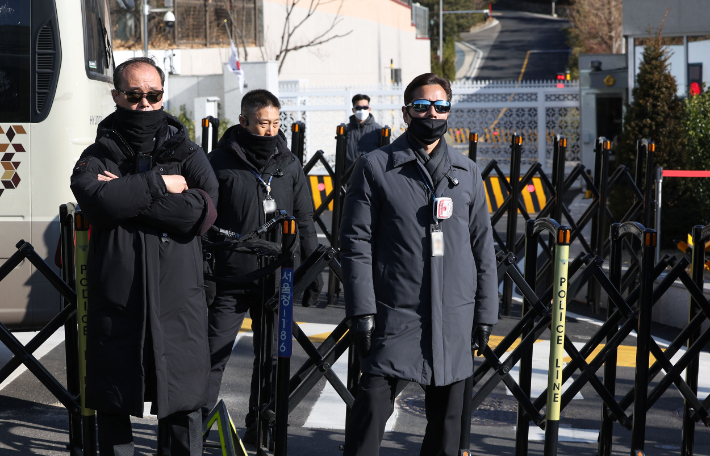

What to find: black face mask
left=407, top=117, right=448, bottom=145
left=113, top=106, right=166, bottom=155
left=237, top=125, right=279, bottom=169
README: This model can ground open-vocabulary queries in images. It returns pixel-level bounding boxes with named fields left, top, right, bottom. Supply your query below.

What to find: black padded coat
left=207, top=126, right=318, bottom=292
left=70, top=112, right=218, bottom=419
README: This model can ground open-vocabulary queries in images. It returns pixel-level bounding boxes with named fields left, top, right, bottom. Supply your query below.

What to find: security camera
left=163, top=11, right=175, bottom=29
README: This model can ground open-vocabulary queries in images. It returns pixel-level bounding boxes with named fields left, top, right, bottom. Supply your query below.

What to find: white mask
left=354, top=109, right=369, bottom=121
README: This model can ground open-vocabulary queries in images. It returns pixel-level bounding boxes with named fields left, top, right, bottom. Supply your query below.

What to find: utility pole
left=143, top=0, right=149, bottom=56
left=439, top=0, right=443, bottom=65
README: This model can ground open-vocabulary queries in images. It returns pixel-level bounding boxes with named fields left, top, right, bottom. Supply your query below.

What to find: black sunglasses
left=405, top=99, right=451, bottom=113
left=354, top=105, right=370, bottom=111
left=117, top=88, right=164, bottom=104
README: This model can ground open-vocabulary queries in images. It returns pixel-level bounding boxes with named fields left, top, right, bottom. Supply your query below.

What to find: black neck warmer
left=409, top=131, right=448, bottom=188
left=237, top=125, right=279, bottom=170
left=113, top=106, right=167, bottom=155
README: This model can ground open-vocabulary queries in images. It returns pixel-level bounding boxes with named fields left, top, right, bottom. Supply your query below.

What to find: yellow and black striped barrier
left=308, top=174, right=549, bottom=214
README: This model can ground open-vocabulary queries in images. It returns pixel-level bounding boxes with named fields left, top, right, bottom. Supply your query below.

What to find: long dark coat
left=340, top=133, right=498, bottom=386
left=70, top=112, right=218, bottom=418
left=208, top=126, right=318, bottom=292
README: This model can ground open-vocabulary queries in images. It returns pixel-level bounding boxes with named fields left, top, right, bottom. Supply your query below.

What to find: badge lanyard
left=416, top=164, right=452, bottom=257
left=247, top=166, right=277, bottom=214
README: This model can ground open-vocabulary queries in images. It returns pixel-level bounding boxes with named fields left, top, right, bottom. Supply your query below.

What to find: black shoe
left=241, top=423, right=257, bottom=445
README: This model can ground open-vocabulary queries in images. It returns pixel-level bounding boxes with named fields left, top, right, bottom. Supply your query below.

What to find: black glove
left=471, top=324, right=493, bottom=356
left=301, top=273, right=323, bottom=307
left=350, top=315, right=375, bottom=358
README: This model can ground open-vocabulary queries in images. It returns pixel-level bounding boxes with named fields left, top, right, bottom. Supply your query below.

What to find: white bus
left=0, top=0, right=115, bottom=329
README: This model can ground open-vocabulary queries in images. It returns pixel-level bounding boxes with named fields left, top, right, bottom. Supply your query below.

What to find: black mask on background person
left=237, top=125, right=279, bottom=170
left=112, top=106, right=166, bottom=155
left=407, top=117, right=448, bottom=145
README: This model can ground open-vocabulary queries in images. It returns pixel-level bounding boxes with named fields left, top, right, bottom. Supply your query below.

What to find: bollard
left=552, top=136, right=567, bottom=224
left=681, top=225, right=705, bottom=456
left=379, top=126, right=392, bottom=147
left=515, top=219, right=539, bottom=456
left=201, top=116, right=220, bottom=152
left=468, top=132, right=478, bottom=163
left=256, top=225, right=278, bottom=451
left=654, top=166, right=663, bottom=262
left=274, top=217, right=297, bottom=456
left=590, top=138, right=610, bottom=314
left=598, top=223, right=623, bottom=456
left=502, top=134, right=523, bottom=316
left=74, top=211, right=97, bottom=455
left=642, top=141, right=655, bottom=230
left=59, top=204, right=83, bottom=454
left=291, top=121, right=306, bottom=164
left=201, top=117, right=211, bottom=152
left=327, top=124, right=347, bottom=305
left=543, top=225, right=571, bottom=456
left=630, top=226, right=656, bottom=456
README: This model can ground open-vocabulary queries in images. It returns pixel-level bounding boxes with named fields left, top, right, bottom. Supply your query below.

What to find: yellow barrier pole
left=544, top=226, right=571, bottom=456
left=74, top=213, right=97, bottom=455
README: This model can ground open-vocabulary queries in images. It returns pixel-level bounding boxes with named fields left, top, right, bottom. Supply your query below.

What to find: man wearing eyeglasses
left=70, top=57, right=218, bottom=456
left=344, top=94, right=383, bottom=172
left=340, top=73, right=498, bottom=456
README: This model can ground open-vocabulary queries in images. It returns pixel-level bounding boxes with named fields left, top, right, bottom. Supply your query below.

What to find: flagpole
left=223, top=19, right=237, bottom=58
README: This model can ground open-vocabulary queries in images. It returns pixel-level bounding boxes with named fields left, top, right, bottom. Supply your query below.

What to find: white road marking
left=501, top=340, right=583, bottom=400
left=0, top=328, right=66, bottom=392
left=522, top=424, right=600, bottom=442
left=303, top=348, right=398, bottom=431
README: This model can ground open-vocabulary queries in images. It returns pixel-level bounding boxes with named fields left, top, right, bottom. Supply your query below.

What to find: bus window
left=0, top=1, right=32, bottom=123
left=82, top=0, right=113, bottom=82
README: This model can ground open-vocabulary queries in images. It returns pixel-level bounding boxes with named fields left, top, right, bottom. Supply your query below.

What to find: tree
left=683, top=85, right=710, bottom=225
left=613, top=14, right=689, bottom=247
left=566, top=0, right=622, bottom=78
left=266, top=0, right=352, bottom=74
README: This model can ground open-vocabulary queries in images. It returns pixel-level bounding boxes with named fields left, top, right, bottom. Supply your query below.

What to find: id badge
left=433, top=197, right=453, bottom=221
left=431, top=224, right=444, bottom=257
left=263, top=197, right=277, bottom=214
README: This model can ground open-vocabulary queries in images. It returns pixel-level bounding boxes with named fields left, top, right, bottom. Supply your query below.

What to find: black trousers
left=344, top=373, right=465, bottom=456
left=97, top=409, right=202, bottom=456
left=205, top=291, right=276, bottom=426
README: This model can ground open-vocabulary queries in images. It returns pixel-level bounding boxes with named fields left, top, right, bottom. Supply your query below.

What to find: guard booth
left=578, top=54, right=627, bottom=171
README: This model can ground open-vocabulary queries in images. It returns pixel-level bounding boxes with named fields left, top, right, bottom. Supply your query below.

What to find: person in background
left=205, top=89, right=322, bottom=444
left=344, top=94, right=383, bottom=171
left=70, top=57, right=218, bottom=456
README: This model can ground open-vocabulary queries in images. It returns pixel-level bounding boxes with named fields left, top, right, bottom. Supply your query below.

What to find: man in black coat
left=70, top=57, right=218, bottom=456
left=344, top=94, right=383, bottom=171
left=340, top=74, right=499, bottom=456
left=205, top=89, right=322, bottom=442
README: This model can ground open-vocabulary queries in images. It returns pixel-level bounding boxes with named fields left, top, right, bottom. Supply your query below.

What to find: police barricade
left=471, top=132, right=655, bottom=317
left=300, top=124, right=392, bottom=306
left=204, top=210, right=300, bottom=455
left=0, top=203, right=94, bottom=455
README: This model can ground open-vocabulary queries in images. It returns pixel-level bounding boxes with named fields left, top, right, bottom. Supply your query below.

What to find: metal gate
left=278, top=79, right=580, bottom=172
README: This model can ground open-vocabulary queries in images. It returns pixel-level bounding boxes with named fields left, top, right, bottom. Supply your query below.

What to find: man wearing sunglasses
left=340, top=73, right=498, bottom=456
left=70, top=57, right=218, bottom=456
left=344, top=94, right=383, bottom=171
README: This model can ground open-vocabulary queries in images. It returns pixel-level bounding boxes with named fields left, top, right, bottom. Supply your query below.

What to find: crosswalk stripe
left=0, top=328, right=66, bottom=392
left=303, top=348, right=398, bottom=431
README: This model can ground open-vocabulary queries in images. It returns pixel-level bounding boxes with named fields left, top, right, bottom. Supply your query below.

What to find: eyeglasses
left=353, top=106, right=370, bottom=111
left=117, top=88, right=164, bottom=104
left=405, top=99, right=451, bottom=113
